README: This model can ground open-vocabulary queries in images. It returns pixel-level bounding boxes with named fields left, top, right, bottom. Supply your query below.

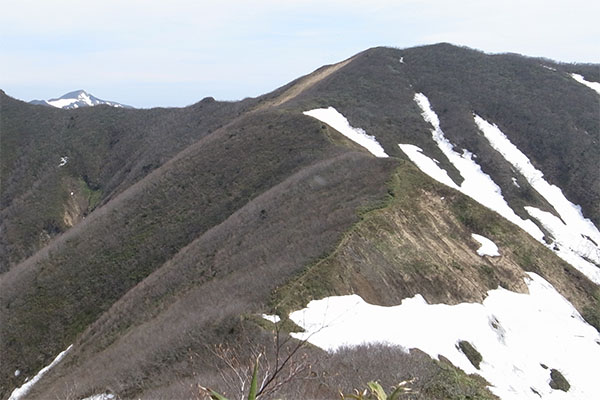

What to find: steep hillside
left=1, top=44, right=599, bottom=400
left=274, top=163, right=598, bottom=316
left=280, top=45, right=599, bottom=227
left=1, top=108, right=373, bottom=394
left=0, top=91, right=253, bottom=270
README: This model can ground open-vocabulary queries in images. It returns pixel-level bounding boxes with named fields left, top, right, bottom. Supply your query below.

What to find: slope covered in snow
left=473, top=115, right=600, bottom=249
left=401, top=93, right=544, bottom=241
left=398, top=92, right=600, bottom=284
left=289, top=273, right=600, bottom=400
left=474, top=115, right=600, bottom=283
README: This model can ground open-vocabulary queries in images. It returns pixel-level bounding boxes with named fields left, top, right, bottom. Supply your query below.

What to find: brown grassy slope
left=0, top=109, right=362, bottom=397
left=273, top=163, right=600, bottom=327
left=25, top=153, right=394, bottom=400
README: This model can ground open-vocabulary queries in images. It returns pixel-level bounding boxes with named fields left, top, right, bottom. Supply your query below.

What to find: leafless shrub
left=197, top=322, right=312, bottom=400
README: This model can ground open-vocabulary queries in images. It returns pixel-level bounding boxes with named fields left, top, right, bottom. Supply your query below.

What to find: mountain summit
left=29, top=89, right=131, bottom=109
left=1, top=44, right=599, bottom=400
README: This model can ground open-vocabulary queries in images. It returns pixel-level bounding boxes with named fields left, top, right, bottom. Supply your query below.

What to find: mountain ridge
left=1, top=43, right=599, bottom=400
left=29, top=89, right=132, bottom=109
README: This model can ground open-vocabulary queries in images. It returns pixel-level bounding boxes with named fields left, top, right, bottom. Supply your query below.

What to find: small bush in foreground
left=340, top=379, right=415, bottom=399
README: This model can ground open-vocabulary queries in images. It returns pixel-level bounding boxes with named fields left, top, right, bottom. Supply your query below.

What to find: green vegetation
left=549, top=369, right=570, bottom=392
left=79, top=177, right=103, bottom=211
left=341, top=380, right=414, bottom=399
left=582, top=292, right=600, bottom=332
left=0, top=91, right=256, bottom=270
left=458, top=341, right=483, bottom=370
left=421, top=359, right=497, bottom=400
left=450, top=196, right=498, bottom=236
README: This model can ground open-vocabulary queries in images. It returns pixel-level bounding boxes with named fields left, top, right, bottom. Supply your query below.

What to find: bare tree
left=197, top=320, right=312, bottom=400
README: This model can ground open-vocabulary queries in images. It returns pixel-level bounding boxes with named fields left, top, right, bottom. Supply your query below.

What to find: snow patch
left=261, top=314, right=280, bottom=324
left=303, top=107, right=389, bottom=158
left=525, top=206, right=600, bottom=284
left=8, top=345, right=73, bottom=400
left=47, top=98, right=79, bottom=108
left=473, top=115, right=600, bottom=282
left=14, top=370, right=20, bottom=377
left=541, top=65, right=556, bottom=71
left=289, top=273, right=600, bottom=400
left=410, top=93, right=544, bottom=241
left=58, top=156, right=69, bottom=167
left=570, top=73, right=600, bottom=95
left=398, top=144, right=458, bottom=189
left=511, top=177, right=520, bottom=188
left=472, top=234, right=500, bottom=257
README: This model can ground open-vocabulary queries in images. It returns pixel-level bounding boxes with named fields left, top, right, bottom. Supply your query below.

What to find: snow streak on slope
left=303, top=107, right=389, bottom=158
left=474, top=115, right=600, bottom=283
left=525, top=206, right=600, bottom=283
left=398, top=144, right=459, bottom=189
left=289, top=274, right=600, bottom=400
left=8, top=345, right=73, bottom=400
left=261, top=314, right=281, bottom=323
left=471, top=234, right=500, bottom=257
left=570, top=73, right=600, bottom=95
left=404, top=93, right=544, bottom=241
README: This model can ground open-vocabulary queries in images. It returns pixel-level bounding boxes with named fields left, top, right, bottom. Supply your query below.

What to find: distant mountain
left=29, top=89, right=132, bottom=109
left=1, top=44, right=599, bottom=400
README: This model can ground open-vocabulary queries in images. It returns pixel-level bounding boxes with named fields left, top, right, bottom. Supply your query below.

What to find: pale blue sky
left=1, top=0, right=598, bottom=108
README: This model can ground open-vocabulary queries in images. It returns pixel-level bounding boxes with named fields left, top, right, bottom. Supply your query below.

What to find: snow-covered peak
left=30, top=90, right=132, bottom=109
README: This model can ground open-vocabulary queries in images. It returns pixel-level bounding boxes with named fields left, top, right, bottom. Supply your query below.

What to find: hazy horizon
left=2, top=0, right=598, bottom=108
